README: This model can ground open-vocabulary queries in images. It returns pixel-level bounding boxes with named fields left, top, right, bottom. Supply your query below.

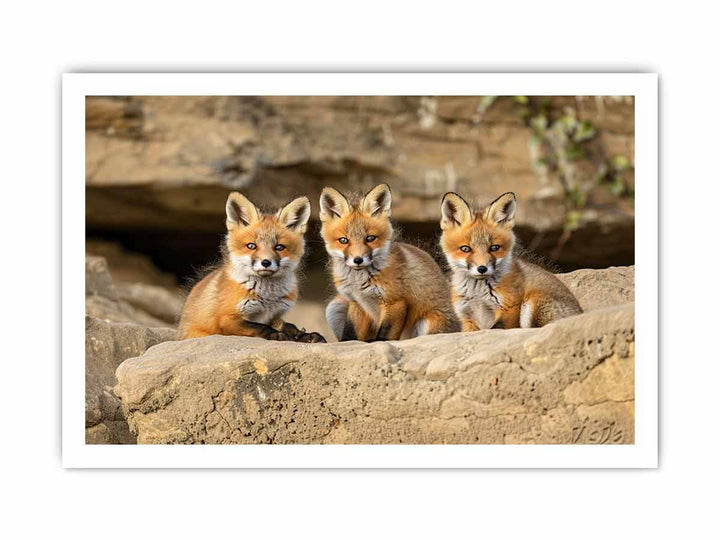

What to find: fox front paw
left=279, top=322, right=304, bottom=338
left=296, top=331, right=327, bottom=343
left=266, top=331, right=295, bottom=342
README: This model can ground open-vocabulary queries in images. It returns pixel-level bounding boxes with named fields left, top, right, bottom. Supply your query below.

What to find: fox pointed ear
left=277, top=196, right=311, bottom=233
left=361, top=184, right=392, bottom=217
left=226, top=192, right=260, bottom=230
left=485, top=192, right=517, bottom=228
left=440, top=192, right=472, bottom=229
left=319, top=187, right=350, bottom=221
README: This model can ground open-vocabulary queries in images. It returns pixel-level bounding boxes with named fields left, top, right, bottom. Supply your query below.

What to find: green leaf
left=557, top=115, right=577, bottom=132
left=611, top=155, right=631, bottom=171
left=564, top=210, right=582, bottom=231
left=573, top=120, right=597, bottom=142
left=514, top=95, right=529, bottom=105
left=610, top=176, right=626, bottom=196
left=531, top=114, right=548, bottom=132
left=565, top=143, right=584, bottom=161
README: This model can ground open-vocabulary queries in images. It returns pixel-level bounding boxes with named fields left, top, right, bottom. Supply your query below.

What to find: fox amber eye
left=338, top=237, right=349, bottom=244
left=274, top=244, right=286, bottom=251
left=489, top=244, right=501, bottom=252
left=246, top=242, right=257, bottom=250
left=365, top=235, right=377, bottom=242
left=460, top=245, right=472, bottom=253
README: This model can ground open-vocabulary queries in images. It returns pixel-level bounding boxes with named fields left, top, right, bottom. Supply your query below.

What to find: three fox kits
left=179, top=185, right=584, bottom=342
left=320, top=184, right=460, bottom=341
left=440, top=191, right=582, bottom=330
left=178, top=193, right=325, bottom=342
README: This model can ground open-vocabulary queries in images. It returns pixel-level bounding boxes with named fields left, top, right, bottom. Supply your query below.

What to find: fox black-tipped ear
left=485, top=192, right=516, bottom=228
left=440, top=192, right=472, bottom=229
left=226, top=192, right=260, bottom=230
left=319, top=187, right=351, bottom=221
left=277, top=196, right=311, bottom=233
left=361, top=184, right=392, bottom=217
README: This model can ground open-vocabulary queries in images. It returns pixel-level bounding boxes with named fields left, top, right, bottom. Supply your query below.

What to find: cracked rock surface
left=115, top=301, right=634, bottom=445
left=85, top=316, right=176, bottom=443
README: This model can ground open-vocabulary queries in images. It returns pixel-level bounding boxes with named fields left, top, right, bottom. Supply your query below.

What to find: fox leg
left=411, top=317, right=430, bottom=337
left=413, top=310, right=461, bottom=337
left=341, top=301, right=376, bottom=341
left=217, top=315, right=295, bottom=341
left=325, top=296, right=349, bottom=340
left=372, top=301, right=407, bottom=341
left=492, top=307, right=521, bottom=329
left=519, top=301, right=537, bottom=328
left=461, top=316, right=481, bottom=333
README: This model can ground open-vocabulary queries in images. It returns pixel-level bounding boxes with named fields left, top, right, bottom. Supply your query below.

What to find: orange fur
left=178, top=193, right=324, bottom=342
left=321, top=184, right=460, bottom=341
left=440, top=192, right=582, bottom=330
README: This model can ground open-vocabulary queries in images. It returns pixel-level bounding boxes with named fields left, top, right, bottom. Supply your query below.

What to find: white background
left=1, top=0, right=716, bottom=538
left=62, top=73, right=657, bottom=469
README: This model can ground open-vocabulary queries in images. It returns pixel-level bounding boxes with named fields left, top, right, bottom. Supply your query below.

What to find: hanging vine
left=512, top=96, right=634, bottom=258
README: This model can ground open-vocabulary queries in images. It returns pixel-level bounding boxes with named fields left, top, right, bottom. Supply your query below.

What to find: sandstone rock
left=85, top=255, right=180, bottom=328
left=115, top=303, right=634, bottom=445
left=86, top=239, right=179, bottom=289
left=558, top=265, right=634, bottom=311
left=114, top=282, right=184, bottom=326
left=86, top=97, right=144, bottom=137
left=86, top=255, right=117, bottom=300
left=85, top=316, right=177, bottom=444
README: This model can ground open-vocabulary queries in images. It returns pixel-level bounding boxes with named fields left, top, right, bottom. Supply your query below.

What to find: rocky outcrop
left=85, top=255, right=183, bottom=328
left=85, top=253, right=180, bottom=443
left=558, top=266, right=634, bottom=312
left=86, top=96, right=635, bottom=268
left=115, top=301, right=634, bottom=445
left=85, top=239, right=179, bottom=289
left=86, top=316, right=176, bottom=444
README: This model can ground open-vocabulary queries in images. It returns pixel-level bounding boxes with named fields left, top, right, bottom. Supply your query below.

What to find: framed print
left=63, top=73, right=657, bottom=468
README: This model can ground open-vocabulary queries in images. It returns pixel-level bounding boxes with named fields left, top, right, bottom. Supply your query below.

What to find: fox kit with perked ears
left=178, top=193, right=325, bottom=342
left=320, top=184, right=460, bottom=341
left=440, top=191, right=582, bottom=330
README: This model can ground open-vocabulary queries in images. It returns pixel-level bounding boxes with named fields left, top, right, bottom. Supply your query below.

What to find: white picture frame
left=63, top=73, right=657, bottom=468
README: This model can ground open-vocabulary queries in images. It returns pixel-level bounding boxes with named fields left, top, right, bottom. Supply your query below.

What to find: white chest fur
left=333, top=262, right=384, bottom=322
left=452, top=274, right=502, bottom=328
left=227, top=266, right=296, bottom=325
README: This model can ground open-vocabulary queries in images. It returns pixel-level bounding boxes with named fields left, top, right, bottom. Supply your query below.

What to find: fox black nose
left=477, top=265, right=488, bottom=274
left=261, top=259, right=272, bottom=268
left=353, top=257, right=364, bottom=265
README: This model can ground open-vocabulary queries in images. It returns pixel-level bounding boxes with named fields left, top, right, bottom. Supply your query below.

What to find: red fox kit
left=440, top=191, right=582, bottom=330
left=320, top=184, right=460, bottom=341
left=179, top=193, right=325, bottom=342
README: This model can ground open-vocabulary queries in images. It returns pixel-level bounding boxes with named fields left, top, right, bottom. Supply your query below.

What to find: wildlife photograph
left=84, top=94, right=635, bottom=446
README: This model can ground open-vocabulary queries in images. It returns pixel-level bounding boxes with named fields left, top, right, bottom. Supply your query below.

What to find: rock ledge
left=115, top=302, right=634, bottom=444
